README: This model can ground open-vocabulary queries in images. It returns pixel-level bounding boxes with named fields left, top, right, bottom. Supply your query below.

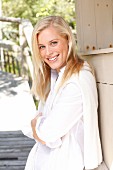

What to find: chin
left=49, top=65, right=59, bottom=70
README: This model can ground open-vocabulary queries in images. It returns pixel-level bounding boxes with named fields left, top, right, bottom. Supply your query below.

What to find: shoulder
left=58, top=62, right=96, bottom=93
left=67, top=69, right=95, bottom=85
left=69, top=61, right=95, bottom=84
left=63, top=67, right=97, bottom=97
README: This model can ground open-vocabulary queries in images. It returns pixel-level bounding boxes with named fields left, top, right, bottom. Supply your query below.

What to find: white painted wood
left=78, top=47, right=113, bottom=55
left=76, top=0, right=113, bottom=54
left=22, top=20, right=33, bottom=54
left=95, top=0, right=113, bottom=49
left=75, top=0, right=84, bottom=52
left=97, top=83, right=113, bottom=169
left=83, top=53, right=113, bottom=169
left=22, top=21, right=34, bottom=80
left=76, top=0, right=97, bottom=52
left=83, top=53, right=113, bottom=84
left=82, top=0, right=97, bottom=52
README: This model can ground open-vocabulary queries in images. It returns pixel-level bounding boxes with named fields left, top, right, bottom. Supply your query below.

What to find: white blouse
left=22, top=63, right=102, bottom=170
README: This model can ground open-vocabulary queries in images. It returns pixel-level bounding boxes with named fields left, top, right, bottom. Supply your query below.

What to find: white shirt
left=22, top=63, right=102, bottom=170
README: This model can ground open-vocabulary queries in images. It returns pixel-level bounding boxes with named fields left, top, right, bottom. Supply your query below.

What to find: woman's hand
left=31, top=113, right=41, bottom=130
left=31, top=113, right=46, bottom=145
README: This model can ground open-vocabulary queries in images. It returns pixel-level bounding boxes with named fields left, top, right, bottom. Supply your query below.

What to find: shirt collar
left=50, top=66, right=66, bottom=91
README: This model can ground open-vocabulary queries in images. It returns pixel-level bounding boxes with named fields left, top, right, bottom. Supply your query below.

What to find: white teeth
left=49, top=56, right=57, bottom=61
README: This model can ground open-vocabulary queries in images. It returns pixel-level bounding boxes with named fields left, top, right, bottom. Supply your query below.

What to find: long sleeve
left=36, top=82, right=83, bottom=148
left=22, top=100, right=44, bottom=139
left=79, top=69, right=102, bottom=169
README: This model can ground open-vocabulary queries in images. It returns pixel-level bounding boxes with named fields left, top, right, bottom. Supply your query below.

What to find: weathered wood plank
left=0, top=148, right=31, bottom=153
left=0, top=145, right=34, bottom=149
left=0, top=137, right=34, bottom=142
left=0, top=140, right=35, bottom=146
left=0, top=160, right=26, bottom=166
left=0, top=131, right=35, bottom=169
left=0, top=166, right=24, bottom=170
left=0, top=131, right=24, bottom=135
left=0, top=152, right=30, bottom=158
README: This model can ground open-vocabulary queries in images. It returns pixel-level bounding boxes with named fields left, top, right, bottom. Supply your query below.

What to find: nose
left=46, top=46, right=53, bottom=56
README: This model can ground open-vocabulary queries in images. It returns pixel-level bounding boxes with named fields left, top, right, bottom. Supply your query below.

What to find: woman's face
left=37, top=26, right=69, bottom=72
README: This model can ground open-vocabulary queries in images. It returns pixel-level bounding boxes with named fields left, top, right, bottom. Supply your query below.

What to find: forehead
left=37, top=26, right=62, bottom=43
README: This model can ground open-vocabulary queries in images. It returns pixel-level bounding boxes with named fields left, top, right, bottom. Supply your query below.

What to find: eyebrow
left=38, top=39, right=59, bottom=46
left=38, top=44, right=44, bottom=46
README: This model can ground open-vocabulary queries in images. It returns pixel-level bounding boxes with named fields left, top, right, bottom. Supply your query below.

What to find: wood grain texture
left=0, top=131, right=35, bottom=170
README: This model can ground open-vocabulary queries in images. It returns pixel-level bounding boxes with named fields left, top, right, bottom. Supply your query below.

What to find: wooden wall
left=84, top=54, right=113, bottom=170
left=75, top=0, right=113, bottom=169
left=75, top=0, right=113, bottom=53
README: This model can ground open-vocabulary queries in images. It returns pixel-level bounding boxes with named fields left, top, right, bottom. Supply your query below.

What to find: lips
left=48, top=54, right=59, bottom=61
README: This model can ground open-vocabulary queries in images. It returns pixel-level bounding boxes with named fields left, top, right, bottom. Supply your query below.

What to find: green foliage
left=2, top=0, right=76, bottom=44
left=2, top=0, right=75, bottom=27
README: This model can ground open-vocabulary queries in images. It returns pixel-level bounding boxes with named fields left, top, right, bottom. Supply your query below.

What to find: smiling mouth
left=48, top=55, right=59, bottom=61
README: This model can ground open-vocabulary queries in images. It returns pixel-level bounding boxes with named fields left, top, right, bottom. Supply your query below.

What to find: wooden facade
left=76, top=0, right=113, bottom=54
left=75, top=0, right=113, bottom=170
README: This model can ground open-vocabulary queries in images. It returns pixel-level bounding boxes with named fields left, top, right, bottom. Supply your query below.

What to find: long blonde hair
left=31, top=16, right=84, bottom=102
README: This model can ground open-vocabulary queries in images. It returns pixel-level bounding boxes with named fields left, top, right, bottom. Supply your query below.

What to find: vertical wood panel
left=76, top=0, right=113, bottom=54
left=75, top=0, right=84, bottom=52
left=83, top=53, right=113, bottom=169
left=84, top=53, right=113, bottom=84
left=95, top=0, right=113, bottom=49
left=82, top=0, right=97, bottom=52
left=76, top=0, right=97, bottom=52
left=98, top=83, right=113, bottom=169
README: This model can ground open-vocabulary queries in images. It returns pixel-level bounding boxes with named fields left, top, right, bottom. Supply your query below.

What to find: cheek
left=61, top=40, right=69, bottom=53
left=39, top=50, right=45, bottom=59
left=63, top=44, right=69, bottom=55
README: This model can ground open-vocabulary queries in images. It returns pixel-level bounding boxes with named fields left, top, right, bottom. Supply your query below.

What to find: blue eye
left=39, top=45, right=45, bottom=50
left=51, top=41, right=58, bottom=46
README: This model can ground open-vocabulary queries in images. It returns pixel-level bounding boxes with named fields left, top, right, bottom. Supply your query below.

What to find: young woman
left=22, top=16, right=102, bottom=170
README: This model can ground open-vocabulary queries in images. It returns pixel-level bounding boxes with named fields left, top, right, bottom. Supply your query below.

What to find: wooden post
left=19, top=23, right=28, bottom=78
left=22, top=20, right=34, bottom=80
left=22, top=20, right=33, bottom=53
left=0, top=0, right=4, bottom=70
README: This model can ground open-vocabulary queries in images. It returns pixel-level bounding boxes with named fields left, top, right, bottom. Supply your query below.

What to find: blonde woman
left=22, top=16, right=102, bottom=170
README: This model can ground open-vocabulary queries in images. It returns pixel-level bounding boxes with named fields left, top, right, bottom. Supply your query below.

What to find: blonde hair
left=31, top=16, right=84, bottom=102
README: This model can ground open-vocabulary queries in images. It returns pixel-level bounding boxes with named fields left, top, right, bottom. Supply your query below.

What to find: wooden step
left=0, top=130, right=35, bottom=170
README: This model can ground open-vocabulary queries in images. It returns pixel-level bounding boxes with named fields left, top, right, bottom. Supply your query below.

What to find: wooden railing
left=0, top=17, right=34, bottom=80
left=0, top=49, right=21, bottom=76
